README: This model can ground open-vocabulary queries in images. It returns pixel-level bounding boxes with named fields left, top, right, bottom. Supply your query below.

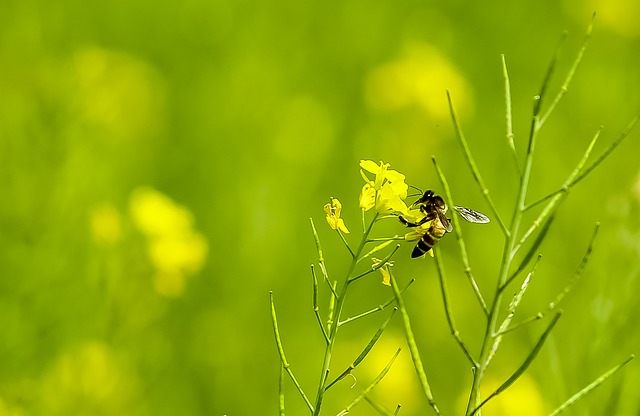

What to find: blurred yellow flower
left=365, top=43, right=473, bottom=121
left=73, top=47, right=166, bottom=140
left=40, top=342, right=139, bottom=414
left=564, top=0, right=640, bottom=38
left=457, top=374, right=548, bottom=415
left=324, top=197, right=350, bottom=233
left=129, top=187, right=208, bottom=296
left=89, top=203, right=122, bottom=245
left=359, top=160, right=409, bottom=214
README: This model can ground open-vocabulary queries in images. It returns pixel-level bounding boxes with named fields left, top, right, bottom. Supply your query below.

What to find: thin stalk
left=349, top=244, right=400, bottom=283
left=337, top=229, right=355, bottom=258
left=358, top=239, right=397, bottom=264
left=279, top=364, right=286, bottom=416
left=539, top=14, right=595, bottom=127
left=496, top=313, right=543, bottom=336
left=503, top=213, right=553, bottom=290
left=312, top=213, right=379, bottom=415
left=488, top=256, right=541, bottom=364
left=336, top=349, right=402, bottom=416
left=546, top=223, right=599, bottom=310
left=270, top=292, right=315, bottom=412
left=512, top=126, right=602, bottom=256
left=549, top=355, right=635, bottom=416
left=310, top=218, right=338, bottom=299
left=339, top=279, right=415, bottom=326
left=325, top=308, right=397, bottom=390
left=471, top=312, right=563, bottom=416
left=434, top=246, right=479, bottom=368
left=465, top=41, right=556, bottom=412
left=364, top=396, right=396, bottom=416
left=447, top=90, right=509, bottom=237
left=390, top=271, right=440, bottom=415
left=503, top=223, right=599, bottom=334
left=433, top=157, right=488, bottom=315
left=568, top=116, right=638, bottom=188
left=464, top=95, right=539, bottom=416
left=311, top=265, right=330, bottom=344
left=326, top=281, right=337, bottom=333
left=502, top=54, right=520, bottom=174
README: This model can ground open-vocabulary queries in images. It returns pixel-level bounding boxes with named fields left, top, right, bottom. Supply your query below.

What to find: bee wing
left=453, top=206, right=491, bottom=224
left=438, top=211, right=453, bottom=233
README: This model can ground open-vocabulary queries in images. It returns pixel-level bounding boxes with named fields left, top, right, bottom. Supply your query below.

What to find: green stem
left=548, top=355, right=635, bottom=416
left=434, top=246, right=479, bottom=367
left=471, top=312, right=563, bottom=416
left=270, top=292, right=315, bottom=412
left=325, top=308, right=397, bottom=391
left=312, top=213, right=379, bottom=415
left=390, top=272, right=440, bottom=415
left=465, top=80, right=544, bottom=416
left=447, top=90, right=509, bottom=237
left=339, top=279, right=414, bottom=326
left=502, top=54, right=520, bottom=175
left=279, top=364, right=286, bottom=416
left=432, top=157, right=488, bottom=316
left=336, top=349, right=402, bottom=416
left=311, top=265, right=330, bottom=344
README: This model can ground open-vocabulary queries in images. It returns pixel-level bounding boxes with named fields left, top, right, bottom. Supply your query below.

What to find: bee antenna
left=408, top=184, right=426, bottom=198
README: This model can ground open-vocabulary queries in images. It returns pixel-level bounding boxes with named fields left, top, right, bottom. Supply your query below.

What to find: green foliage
left=1, top=2, right=639, bottom=415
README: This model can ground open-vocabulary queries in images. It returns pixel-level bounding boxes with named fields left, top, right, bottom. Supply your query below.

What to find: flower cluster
left=358, top=160, right=409, bottom=215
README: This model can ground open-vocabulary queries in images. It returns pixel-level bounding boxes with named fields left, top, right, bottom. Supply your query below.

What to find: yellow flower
left=359, top=183, right=376, bottom=211
left=90, top=203, right=122, bottom=245
left=324, top=197, right=350, bottom=233
left=372, top=257, right=394, bottom=286
left=129, top=187, right=208, bottom=296
left=380, top=265, right=392, bottom=286
left=359, top=160, right=409, bottom=214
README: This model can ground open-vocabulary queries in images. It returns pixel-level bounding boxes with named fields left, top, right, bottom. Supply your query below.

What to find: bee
left=399, top=190, right=490, bottom=258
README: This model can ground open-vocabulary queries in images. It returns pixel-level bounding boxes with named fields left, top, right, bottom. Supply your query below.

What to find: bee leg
left=399, top=215, right=430, bottom=228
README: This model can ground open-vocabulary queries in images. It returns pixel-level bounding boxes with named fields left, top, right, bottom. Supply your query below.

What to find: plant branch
left=270, top=292, right=315, bottom=412
left=434, top=246, right=479, bottom=368
left=539, top=14, right=595, bottom=126
left=349, top=244, right=400, bottom=283
left=502, top=54, right=520, bottom=174
left=390, top=271, right=440, bottom=415
left=311, top=264, right=330, bottom=344
left=447, top=90, right=509, bottom=237
left=471, top=312, right=563, bottom=416
left=312, top=213, right=380, bottom=415
left=326, top=308, right=397, bottom=390
left=512, top=125, right=602, bottom=256
left=339, top=279, right=414, bottom=326
left=336, top=349, right=402, bottom=416
left=502, top=223, right=599, bottom=334
left=433, top=157, right=489, bottom=316
left=549, top=355, right=635, bottom=416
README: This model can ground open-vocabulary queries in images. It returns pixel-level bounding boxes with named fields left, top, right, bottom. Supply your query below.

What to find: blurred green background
left=1, top=0, right=639, bottom=415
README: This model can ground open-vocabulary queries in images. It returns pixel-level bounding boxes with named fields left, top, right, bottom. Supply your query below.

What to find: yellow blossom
left=129, top=187, right=208, bottom=296
left=359, top=183, right=376, bottom=211
left=90, top=203, right=122, bottom=245
left=359, top=160, right=409, bottom=214
left=380, top=266, right=391, bottom=286
left=324, top=197, right=350, bottom=233
left=372, top=257, right=394, bottom=285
